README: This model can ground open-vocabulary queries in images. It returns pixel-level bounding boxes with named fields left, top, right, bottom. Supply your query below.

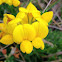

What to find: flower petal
left=0, top=0, right=3, bottom=5
left=23, top=24, right=36, bottom=41
left=0, top=34, right=13, bottom=45
left=32, top=21, right=48, bottom=39
left=5, top=0, right=12, bottom=5
left=0, top=23, right=7, bottom=32
left=41, top=11, right=53, bottom=23
left=13, top=25, right=24, bottom=44
left=19, top=7, right=28, bottom=13
left=3, top=14, right=15, bottom=25
left=12, top=0, right=20, bottom=7
left=32, top=37, right=44, bottom=49
left=20, top=40, right=33, bottom=54
left=16, top=12, right=25, bottom=19
left=7, top=18, right=21, bottom=34
left=26, top=2, right=39, bottom=13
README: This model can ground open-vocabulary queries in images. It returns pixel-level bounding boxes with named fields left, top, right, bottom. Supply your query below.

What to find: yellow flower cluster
left=0, top=2, right=53, bottom=54
left=0, top=0, right=20, bottom=7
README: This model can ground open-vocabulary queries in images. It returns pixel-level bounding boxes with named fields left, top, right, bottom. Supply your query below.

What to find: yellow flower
left=13, top=24, right=36, bottom=44
left=40, top=42, right=44, bottom=50
left=0, top=32, right=6, bottom=39
left=2, top=0, right=6, bottom=2
left=19, top=2, right=40, bottom=13
left=16, top=11, right=35, bottom=24
left=0, top=34, right=13, bottom=45
left=26, top=2, right=41, bottom=18
left=0, top=32, right=2, bottom=38
left=19, top=3, right=53, bottom=24
left=19, top=7, right=28, bottom=13
left=21, top=14, right=28, bottom=24
left=0, top=0, right=20, bottom=7
left=0, top=2, right=53, bottom=54
left=16, top=12, right=25, bottom=19
left=0, top=23, right=7, bottom=32
left=36, top=18, right=48, bottom=26
left=7, top=18, right=21, bottom=34
left=16, top=12, right=28, bottom=24
left=41, top=11, right=53, bottom=23
left=27, top=13, right=35, bottom=23
left=32, top=21, right=48, bottom=39
left=12, top=0, right=20, bottom=7
left=20, top=40, right=33, bottom=54
left=13, top=25, right=24, bottom=44
left=3, top=14, right=15, bottom=25
left=18, top=2, right=40, bottom=23
left=3, top=14, right=18, bottom=34
left=32, top=37, right=44, bottom=49
left=5, top=0, right=12, bottom=6
left=23, top=24, right=36, bottom=41
left=0, top=0, right=3, bottom=5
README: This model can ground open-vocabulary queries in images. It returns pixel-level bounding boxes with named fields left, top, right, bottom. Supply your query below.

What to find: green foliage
left=0, top=3, right=19, bottom=19
left=5, top=56, right=15, bottom=62
left=0, top=30, right=2, bottom=32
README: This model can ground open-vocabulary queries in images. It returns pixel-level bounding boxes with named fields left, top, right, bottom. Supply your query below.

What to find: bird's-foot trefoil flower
left=0, top=2, right=53, bottom=54
left=0, top=0, right=20, bottom=7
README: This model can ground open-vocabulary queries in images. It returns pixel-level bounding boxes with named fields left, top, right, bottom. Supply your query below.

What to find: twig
left=0, top=45, right=11, bottom=52
left=53, top=7, right=61, bottom=18
left=38, top=0, right=43, bottom=10
left=0, top=21, right=3, bottom=23
left=52, top=18, right=61, bottom=27
left=16, top=59, right=25, bottom=62
left=13, top=44, right=25, bottom=62
left=9, top=47, right=16, bottom=57
left=18, top=50, right=25, bottom=62
left=43, top=52, right=62, bottom=58
left=44, top=0, right=48, bottom=3
left=0, top=57, right=5, bottom=61
left=2, top=45, right=11, bottom=49
left=49, top=25, right=62, bottom=30
left=43, top=39, right=54, bottom=47
left=42, top=0, right=52, bottom=13
left=23, top=2, right=29, bottom=7
left=51, top=59, right=62, bottom=62
left=56, top=13, right=62, bottom=22
left=52, top=7, right=62, bottom=22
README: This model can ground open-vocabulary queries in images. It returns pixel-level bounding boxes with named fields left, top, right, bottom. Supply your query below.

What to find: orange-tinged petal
left=7, top=18, right=21, bottom=34
left=0, top=23, right=7, bottom=32
left=3, top=14, right=15, bottom=24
